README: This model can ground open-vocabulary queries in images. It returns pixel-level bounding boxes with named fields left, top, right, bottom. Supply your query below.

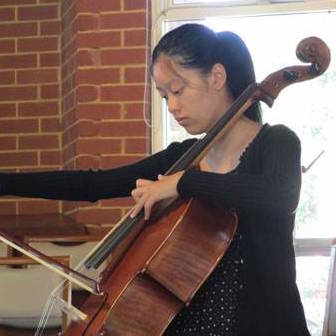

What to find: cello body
left=64, top=198, right=237, bottom=335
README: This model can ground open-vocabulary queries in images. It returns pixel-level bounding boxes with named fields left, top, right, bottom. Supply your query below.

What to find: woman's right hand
left=130, top=171, right=184, bottom=220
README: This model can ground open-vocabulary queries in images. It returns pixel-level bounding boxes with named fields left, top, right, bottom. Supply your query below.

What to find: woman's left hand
left=130, top=171, right=184, bottom=220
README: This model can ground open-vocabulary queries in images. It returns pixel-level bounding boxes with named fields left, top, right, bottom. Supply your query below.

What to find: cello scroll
left=258, top=36, right=331, bottom=107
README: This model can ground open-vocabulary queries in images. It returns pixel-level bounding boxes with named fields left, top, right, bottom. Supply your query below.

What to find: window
left=152, top=1, right=336, bottom=335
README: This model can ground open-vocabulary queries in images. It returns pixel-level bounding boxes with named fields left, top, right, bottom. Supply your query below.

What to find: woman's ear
left=210, top=63, right=227, bottom=90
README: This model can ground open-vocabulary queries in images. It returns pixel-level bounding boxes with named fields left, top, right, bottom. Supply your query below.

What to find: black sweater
left=0, top=123, right=310, bottom=336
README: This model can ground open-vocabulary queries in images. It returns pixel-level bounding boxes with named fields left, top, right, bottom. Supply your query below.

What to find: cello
left=0, top=36, right=330, bottom=336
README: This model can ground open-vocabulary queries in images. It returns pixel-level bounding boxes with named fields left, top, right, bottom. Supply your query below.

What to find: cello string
left=34, top=293, right=57, bottom=336
left=36, top=257, right=96, bottom=334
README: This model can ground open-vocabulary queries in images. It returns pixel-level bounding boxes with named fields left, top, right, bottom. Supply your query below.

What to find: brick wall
left=0, top=0, right=151, bottom=229
left=0, top=0, right=62, bottom=215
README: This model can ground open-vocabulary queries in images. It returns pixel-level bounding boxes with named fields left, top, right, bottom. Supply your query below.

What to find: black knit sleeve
left=0, top=138, right=197, bottom=202
left=177, top=125, right=301, bottom=215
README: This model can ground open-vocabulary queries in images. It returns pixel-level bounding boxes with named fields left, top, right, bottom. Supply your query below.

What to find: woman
left=0, top=24, right=309, bottom=335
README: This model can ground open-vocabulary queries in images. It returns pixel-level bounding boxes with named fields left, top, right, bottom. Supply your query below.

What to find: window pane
left=165, top=11, right=336, bottom=239
left=296, top=256, right=331, bottom=336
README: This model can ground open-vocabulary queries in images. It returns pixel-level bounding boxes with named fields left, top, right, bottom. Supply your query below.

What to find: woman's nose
left=167, top=95, right=180, bottom=114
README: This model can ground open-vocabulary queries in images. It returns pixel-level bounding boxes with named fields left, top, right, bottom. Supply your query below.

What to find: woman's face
left=152, top=54, right=231, bottom=135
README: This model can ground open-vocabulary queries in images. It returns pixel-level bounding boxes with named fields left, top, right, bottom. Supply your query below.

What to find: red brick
left=125, top=138, right=148, bottom=154
left=122, top=102, right=150, bottom=122
left=18, top=167, right=54, bottom=172
left=40, top=21, right=61, bottom=35
left=0, top=0, right=36, bottom=5
left=75, top=155, right=101, bottom=170
left=41, top=84, right=60, bottom=99
left=18, top=200, right=59, bottom=214
left=76, top=68, right=120, bottom=85
left=0, top=86, right=37, bottom=101
left=62, top=80, right=75, bottom=102
left=78, top=31, right=121, bottom=48
left=101, top=85, right=144, bottom=102
left=78, top=120, right=100, bottom=137
left=19, top=134, right=59, bottom=149
left=0, top=168, right=15, bottom=173
left=40, top=53, right=60, bottom=67
left=77, top=0, right=121, bottom=13
left=61, top=76, right=74, bottom=96
left=61, top=123, right=77, bottom=145
left=77, top=208, right=122, bottom=225
left=0, top=8, right=15, bottom=21
left=62, top=39, right=77, bottom=62
left=101, top=155, right=144, bottom=169
left=77, top=14, right=99, bottom=31
left=0, top=40, right=15, bottom=53
left=62, top=4, right=76, bottom=31
left=124, top=67, right=146, bottom=83
left=61, top=74, right=73, bottom=90
left=124, top=0, right=147, bottom=10
left=77, top=49, right=101, bottom=67
left=61, top=22, right=75, bottom=46
left=124, top=29, right=146, bottom=46
left=41, top=118, right=61, bottom=132
left=76, top=103, right=121, bottom=120
left=62, top=142, right=76, bottom=161
left=0, top=201, right=16, bottom=215
left=0, top=152, right=37, bottom=166
left=0, top=136, right=16, bottom=150
left=0, top=103, right=16, bottom=118
left=0, top=22, right=37, bottom=37
left=77, top=85, right=98, bottom=103
left=62, top=60, right=76, bottom=82
left=0, top=54, right=37, bottom=69
left=61, top=106, right=75, bottom=123
left=63, top=201, right=76, bottom=214
left=62, top=108, right=76, bottom=129
left=17, top=69, right=58, bottom=84
left=18, top=5, right=58, bottom=21
left=18, top=102, right=58, bottom=117
left=77, top=139, right=122, bottom=155
left=101, top=13, right=145, bottom=29
left=18, top=37, right=58, bottom=52
left=101, top=49, right=146, bottom=65
left=100, top=120, right=146, bottom=137
left=0, top=119, right=38, bottom=133
left=63, top=91, right=75, bottom=112
left=60, top=0, right=73, bottom=17
left=61, top=108, right=74, bottom=129
left=0, top=71, right=15, bottom=85
left=40, top=150, right=61, bottom=165
left=63, top=161, right=76, bottom=172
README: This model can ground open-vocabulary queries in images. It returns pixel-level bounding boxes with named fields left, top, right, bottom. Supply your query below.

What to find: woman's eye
left=172, top=88, right=183, bottom=96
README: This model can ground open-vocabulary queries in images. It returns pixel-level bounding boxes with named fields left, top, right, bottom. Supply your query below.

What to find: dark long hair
left=151, top=24, right=262, bottom=122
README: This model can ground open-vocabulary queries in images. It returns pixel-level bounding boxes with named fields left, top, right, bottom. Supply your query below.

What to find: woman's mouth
left=175, top=117, right=188, bottom=126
